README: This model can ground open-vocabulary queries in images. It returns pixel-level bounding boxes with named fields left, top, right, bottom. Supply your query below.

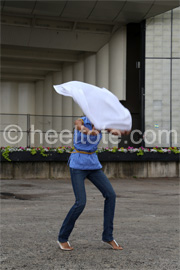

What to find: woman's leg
left=58, top=168, right=87, bottom=242
left=87, top=170, right=116, bottom=242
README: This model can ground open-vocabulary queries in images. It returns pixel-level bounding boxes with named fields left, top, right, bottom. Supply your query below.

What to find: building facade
left=145, top=6, right=180, bottom=147
left=0, top=1, right=179, bottom=148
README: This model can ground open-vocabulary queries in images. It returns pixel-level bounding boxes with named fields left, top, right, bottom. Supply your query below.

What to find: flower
left=1, top=146, right=180, bottom=158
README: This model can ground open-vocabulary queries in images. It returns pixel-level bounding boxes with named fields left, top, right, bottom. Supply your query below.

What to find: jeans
left=58, top=168, right=116, bottom=242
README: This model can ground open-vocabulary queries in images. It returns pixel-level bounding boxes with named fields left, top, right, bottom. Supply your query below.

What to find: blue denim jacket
left=69, top=116, right=102, bottom=170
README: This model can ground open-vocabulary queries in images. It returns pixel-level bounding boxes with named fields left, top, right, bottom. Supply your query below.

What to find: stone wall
left=1, top=161, right=179, bottom=179
left=145, top=6, right=180, bottom=147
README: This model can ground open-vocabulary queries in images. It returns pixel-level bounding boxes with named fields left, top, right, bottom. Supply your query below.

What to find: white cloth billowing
left=53, top=81, right=132, bottom=131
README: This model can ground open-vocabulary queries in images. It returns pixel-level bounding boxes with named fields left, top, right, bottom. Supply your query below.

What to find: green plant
left=30, top=148, right=37, bottom=155
left=39, top=146, right=48, bottom=157
left=2, top=146, right=11, bottom=161
left=169, top=147, right=180, bottom=154
left=56, top=147, right=65, bottom=153
left=137, top=149, right=144, bottom=156
left=154, top=147, right=164, bottom=153
left=112, top=147, right=118, bottom=153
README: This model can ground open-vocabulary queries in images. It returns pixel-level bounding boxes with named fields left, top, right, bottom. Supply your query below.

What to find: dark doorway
left=119, top=22, right=145, bottom=148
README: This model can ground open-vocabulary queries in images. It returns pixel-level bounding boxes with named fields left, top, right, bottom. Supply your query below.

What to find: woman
left=57, top=116, right=129, bottom=251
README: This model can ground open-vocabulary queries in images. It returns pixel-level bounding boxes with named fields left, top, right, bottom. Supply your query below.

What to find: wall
left=1, top=161, right=179, bottom=179
left=0, top=82, right=35, bottom=146
left=0, top=27, right=126, bottom=148
left=145, top=6, right=180, bottom=147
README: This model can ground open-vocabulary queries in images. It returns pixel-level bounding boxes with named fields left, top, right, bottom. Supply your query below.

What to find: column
left=73, top=55, right=84, bottom=118
left=18, top=82, right=35, bottom=147
left=96, top=43, right=109, bottom=89
left=84, top=53, right=96, bottom=85
left=96, top=43, right=109, bottom=148
left=109, top=27, right=127, bottom=100
left=62, top=64, right=73, bottom=146
left=0, top=82, right=18, bottom=146
left=43, top=74, right=53, bottom=147
left=52, top=71, right=63, bottom=147
left=34, top=80, right=44, bottom=147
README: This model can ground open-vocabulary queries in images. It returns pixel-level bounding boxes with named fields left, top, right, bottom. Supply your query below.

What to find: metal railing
left=0, top=113, right=82, bottom=147
left=0, top=113, right=125, bottom=148
left=1, top=113, right=177, bottom=148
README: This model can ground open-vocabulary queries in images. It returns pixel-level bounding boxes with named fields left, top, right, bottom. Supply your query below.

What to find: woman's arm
left=74, top=119, right=89, bottom=134
left=106, top=129, right=131, bottom=136
left=74, top=119, right=100, bottom=136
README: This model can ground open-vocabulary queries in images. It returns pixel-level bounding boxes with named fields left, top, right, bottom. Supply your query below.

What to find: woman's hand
left=74, top=119, right=100, bottom=136
left=106, top=129, right=131, bottom=136
left=89, top=126, right=100, bottom=136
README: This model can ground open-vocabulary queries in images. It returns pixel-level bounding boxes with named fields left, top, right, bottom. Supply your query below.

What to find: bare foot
left=105, top=240, right=123, bottom=250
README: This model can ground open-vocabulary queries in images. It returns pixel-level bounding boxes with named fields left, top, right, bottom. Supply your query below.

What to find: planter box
left=98, top=152, right=180, bottom=162
left=0, top=151, right=70, bottom=162
left=1, top=151, right=179, bottom=162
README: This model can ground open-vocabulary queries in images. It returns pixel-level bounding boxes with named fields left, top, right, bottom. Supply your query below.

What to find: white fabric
left=53, top=81, right=132, bottom=131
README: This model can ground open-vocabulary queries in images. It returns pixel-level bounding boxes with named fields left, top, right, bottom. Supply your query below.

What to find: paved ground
left=0, top=177, right=179, bottom=270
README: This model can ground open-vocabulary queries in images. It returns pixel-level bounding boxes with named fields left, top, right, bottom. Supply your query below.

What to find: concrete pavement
left=0, top=177, right=179, bottom=270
